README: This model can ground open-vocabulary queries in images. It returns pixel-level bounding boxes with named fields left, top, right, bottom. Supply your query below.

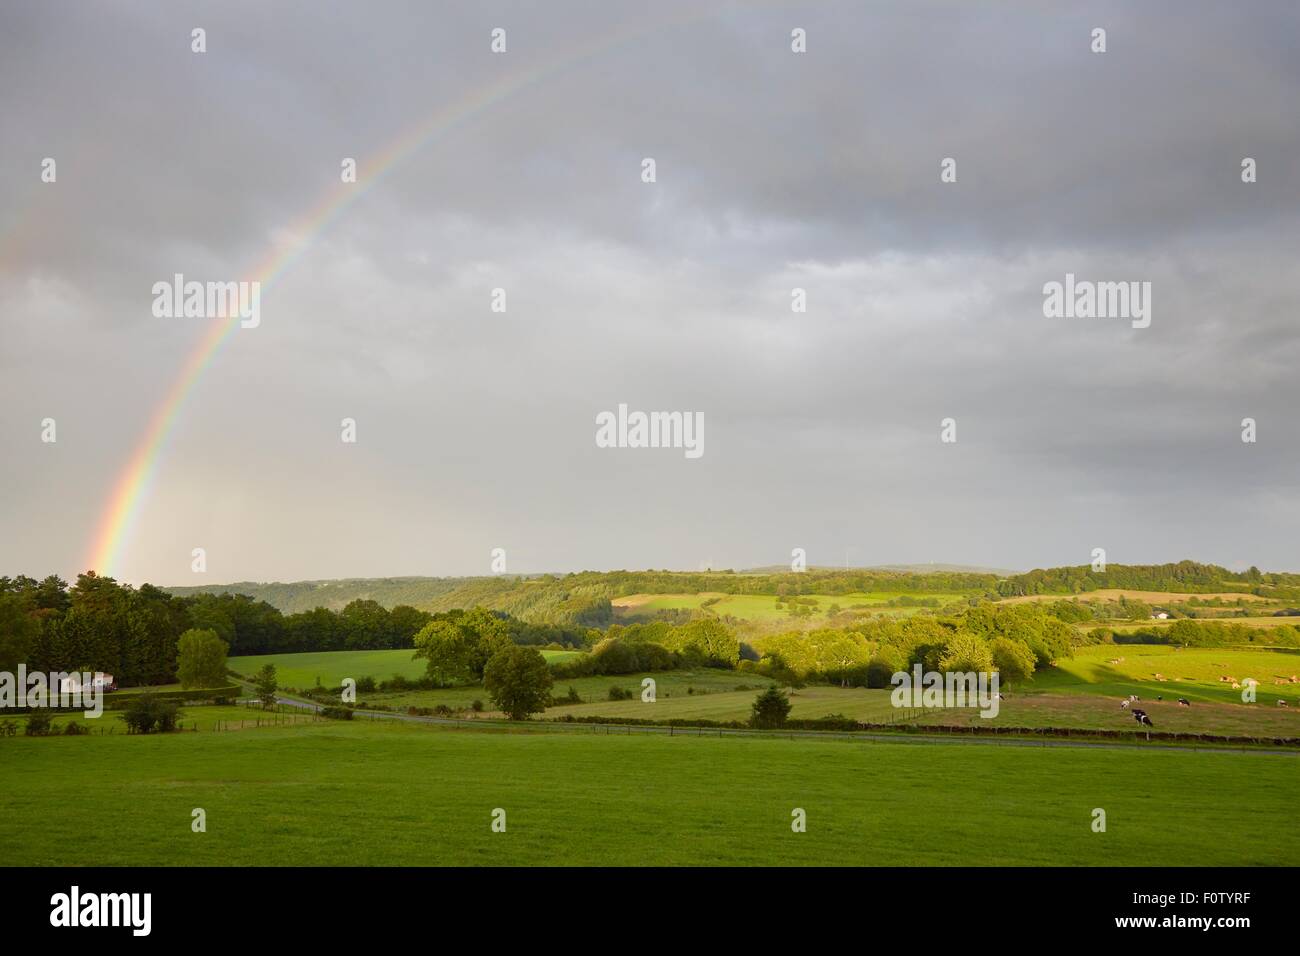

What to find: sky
left=2, top=1, right=1299, bottom=586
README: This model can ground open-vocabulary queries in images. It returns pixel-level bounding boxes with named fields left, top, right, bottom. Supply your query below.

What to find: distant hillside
left=163, top=561, right=1300, bottom=624
left=997, top=561, right=1300, bottom=597
left=869, top=563, right=1024, bottom=576
left=743, top=563, right=1023, bottom=576
left=164, top=577, right=468, bottom=614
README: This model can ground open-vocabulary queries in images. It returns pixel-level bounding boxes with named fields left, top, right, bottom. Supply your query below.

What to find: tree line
left=0, top=573, right=591, bottom=688
left=745, top=602, right=1078, bottom=688
left=996, top=560, right=1300, bottom=597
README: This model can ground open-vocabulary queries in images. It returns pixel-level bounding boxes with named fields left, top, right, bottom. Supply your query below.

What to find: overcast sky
left=2, top=1, right=1299, bottom=586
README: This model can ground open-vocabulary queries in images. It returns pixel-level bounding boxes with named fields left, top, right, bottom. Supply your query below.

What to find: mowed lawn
left=229, top=648, right=581, bottom=688
left=2, top=720, right=1296, bottom=866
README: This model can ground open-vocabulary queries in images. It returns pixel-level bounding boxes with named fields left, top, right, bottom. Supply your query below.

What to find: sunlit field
left=4, top=719, right=1295, bottom=866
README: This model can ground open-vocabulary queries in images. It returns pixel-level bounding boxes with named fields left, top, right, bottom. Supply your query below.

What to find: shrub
left=24, top=711, right=53, bottom=736
left=471, top=699, right=484, bottom=712
left=119, top=694, right=182, bottom=734
left=155, top=703, right=181, bottom=733
left=104, top=685, right=240, bottom=708
left=608, top=686, right=632, bottom=701
left=750, top=687, right=792, bottom=729
left=318, top=705, right=354, bottom=720
left=0, top=720, right=17, bottom=737
left=63, top=721, right=89, bottom=736
left=356, top=676, right=377, bottom=694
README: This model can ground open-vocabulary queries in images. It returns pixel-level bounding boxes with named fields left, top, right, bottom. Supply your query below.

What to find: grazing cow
left=1121, top=699, right=1131, bottom=709
left=1156, top=695, right=1163, bottom=701
left=1132, top=709, right=1153, bottom=739
left=1128, top=694, right=1140, bottom=703
left=1177, top=698, right=1190, bottom=707
left=1278, top=700, right=1289, bottom=708
left=1232, top=682, right=1242, bottom=689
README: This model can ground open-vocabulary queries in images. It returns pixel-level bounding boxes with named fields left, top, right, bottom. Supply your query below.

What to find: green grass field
left=533, top=646, right=1300, bottom=737
left=1040, top=645, right=1300, bottom=704
left=541, top=682, right=1300, bottom=738
left=4, top=703, right=324, bottom=735
left=3, top=718, right=1295, bottom=866
left=353, top=668, right=769, bottom=713
left=229, top=647, right=580, bottom=688
left=613, top=591, right=967, bottom=622
left=1090, top=616, right=1300, bottom=631
left=225, top=645, right=1300, bottom=738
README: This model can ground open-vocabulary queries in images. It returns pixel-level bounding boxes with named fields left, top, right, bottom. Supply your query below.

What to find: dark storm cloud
left=1, top=0, right=1297, bottom=582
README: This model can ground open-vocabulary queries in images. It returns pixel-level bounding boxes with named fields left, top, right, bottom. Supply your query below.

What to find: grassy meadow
left=1040, top=644, right=1300, bottom=703
left=229, top=647, right=579, bottom=688
left=222, top=638, right=1300, bottom=739
left=3, top=717, right=1296, bottom=866
left=612, top=590, right=967, bottom=622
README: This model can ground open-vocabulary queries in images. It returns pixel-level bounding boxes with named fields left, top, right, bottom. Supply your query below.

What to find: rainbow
left=85, top=11, right=708, bottom=579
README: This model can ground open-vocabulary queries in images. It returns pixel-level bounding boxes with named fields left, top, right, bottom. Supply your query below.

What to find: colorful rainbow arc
left=85, top=12, right=706, bottom=580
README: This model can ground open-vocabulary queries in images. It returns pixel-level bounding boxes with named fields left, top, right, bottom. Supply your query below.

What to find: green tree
left=939, top=633, right=994, bottom=673
left=176, top=628, right=229, bottom=688
left=413, top=610, right=510, bottom=686
left=750, top=686, right=792, bottom=729
left=988, top=636, right=1036, bottom=683
left=667, top=618, right=740, bottom=667
left=866, top=644, right=906, bottom=689
left=389, top=605, right=432, bottom=646
left=341, top=599, right=393, bottom=649
left=482, top=645, right=553, bottom=721
left=253, top=663, right=278, bottom=709
left=0, top=592, right=37, bottom=673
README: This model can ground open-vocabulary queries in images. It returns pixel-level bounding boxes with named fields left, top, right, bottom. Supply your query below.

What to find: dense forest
left=996, top=561, right=1300, bottom=597
left=0, top=573, right=588, bottom=688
